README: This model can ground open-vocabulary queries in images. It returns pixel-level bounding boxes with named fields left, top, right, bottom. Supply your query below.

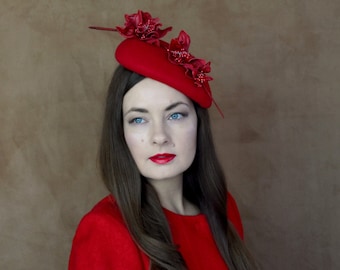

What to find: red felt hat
left=115, top=38, right=212, bottom=108
left=90, top=10, right=217, bottom=110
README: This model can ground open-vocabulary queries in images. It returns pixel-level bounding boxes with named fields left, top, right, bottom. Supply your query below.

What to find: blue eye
left=130, top=117, right=145, bottom=124
left=169, top=112, right=184, bottom=120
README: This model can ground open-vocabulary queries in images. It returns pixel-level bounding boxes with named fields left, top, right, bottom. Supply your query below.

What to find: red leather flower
left=168, top=31, right=212, bottom=87
left=115, top=10, right=172, bottom=45
left=168, top=30, right=193, bottom=64
left=186, top=59, right=213, bottom=87
left=90, top=11, right=213, bottom=90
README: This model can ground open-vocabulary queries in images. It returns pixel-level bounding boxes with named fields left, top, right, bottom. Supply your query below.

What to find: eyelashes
left=128, top=117, right=145, bottom=124
left=169, top=112, right=187, bottom=120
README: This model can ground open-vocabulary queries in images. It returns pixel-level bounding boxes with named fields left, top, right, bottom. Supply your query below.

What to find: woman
left=69, top=10, right=257, bottom=270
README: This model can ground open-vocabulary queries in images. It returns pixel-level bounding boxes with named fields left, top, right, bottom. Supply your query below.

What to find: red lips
left=149, top=153, right=176, bottom=164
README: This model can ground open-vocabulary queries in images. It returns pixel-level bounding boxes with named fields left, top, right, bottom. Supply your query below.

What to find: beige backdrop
left=1, top=0, right=339, bottom=269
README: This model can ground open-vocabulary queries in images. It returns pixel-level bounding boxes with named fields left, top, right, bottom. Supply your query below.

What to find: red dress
left=69, top=194, right=244, bottom=270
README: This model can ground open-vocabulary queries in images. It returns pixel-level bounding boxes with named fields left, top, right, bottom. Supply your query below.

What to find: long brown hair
left=99, top=65, right=258, bottom=269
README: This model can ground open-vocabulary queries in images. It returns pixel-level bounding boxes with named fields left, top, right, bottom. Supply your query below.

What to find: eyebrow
left=124, top=101, right=189, bottom=116
left=165, top=101, right=189, bottom=111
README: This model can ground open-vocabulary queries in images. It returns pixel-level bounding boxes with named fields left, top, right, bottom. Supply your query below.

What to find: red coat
left=69, top=193, right=244, bottom=269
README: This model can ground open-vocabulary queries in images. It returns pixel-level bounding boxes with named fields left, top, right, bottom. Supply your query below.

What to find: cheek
left=178, top=124, right=197, bottom=152
left=188, top=131, right=197, bottom=153
left=124, top=129, right=145, bottom=157
left=124, top=132, right=137, bottom=148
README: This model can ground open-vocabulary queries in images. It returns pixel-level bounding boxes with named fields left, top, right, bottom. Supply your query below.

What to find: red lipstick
left=149, top=153, right=176, bottom=164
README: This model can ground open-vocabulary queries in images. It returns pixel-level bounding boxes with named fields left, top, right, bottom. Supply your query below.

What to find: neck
left=147, top=176, right=199, bottom=215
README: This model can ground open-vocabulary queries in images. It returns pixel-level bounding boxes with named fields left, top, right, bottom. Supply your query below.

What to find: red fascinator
left=90, top=10, right=220, bottom=111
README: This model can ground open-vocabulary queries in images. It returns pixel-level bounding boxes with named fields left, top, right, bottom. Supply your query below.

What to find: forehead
left=123, top=78, right=193, bottom=110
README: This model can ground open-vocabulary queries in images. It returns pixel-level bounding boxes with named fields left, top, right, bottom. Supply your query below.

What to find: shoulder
left=69, top=195, right=148, bottom=269
left=75, top=195, right=126, bottom=234
left=70, top=195, right=131, bottom=243
left=227, top=192, right=244, bottom=240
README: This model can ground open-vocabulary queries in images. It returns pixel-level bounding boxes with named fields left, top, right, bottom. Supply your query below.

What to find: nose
left=151, top=121, right=170, bottom=145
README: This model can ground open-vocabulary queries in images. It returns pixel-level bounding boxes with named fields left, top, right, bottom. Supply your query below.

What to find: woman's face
left=123, top=78, right=197, bottom=183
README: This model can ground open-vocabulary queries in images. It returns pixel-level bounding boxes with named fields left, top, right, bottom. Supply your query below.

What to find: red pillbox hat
left=115, top=38, right=212, bottom=108
left=90, top=10, right=217, bottom=110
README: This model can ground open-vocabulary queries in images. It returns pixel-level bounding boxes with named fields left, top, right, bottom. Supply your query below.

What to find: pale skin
left=123, top=78, right=200, bottom=215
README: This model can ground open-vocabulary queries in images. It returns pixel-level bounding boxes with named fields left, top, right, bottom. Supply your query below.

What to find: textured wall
left=1, top=0, right=339, bottom=269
